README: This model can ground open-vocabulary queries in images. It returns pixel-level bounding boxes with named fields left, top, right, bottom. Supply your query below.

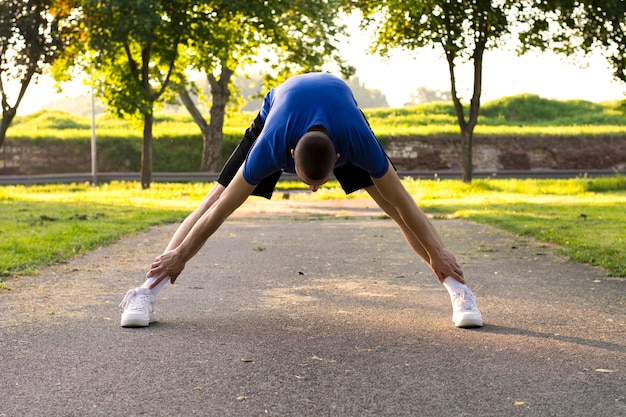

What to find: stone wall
left=385, top=135, right=626, bottom=171
left=0, top=140, right=91, bottom=175
left=1, top=135, right=626, bottom=175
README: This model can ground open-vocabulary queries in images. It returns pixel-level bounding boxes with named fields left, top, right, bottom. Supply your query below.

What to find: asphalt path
left=1, top=199, right=624, bottom=417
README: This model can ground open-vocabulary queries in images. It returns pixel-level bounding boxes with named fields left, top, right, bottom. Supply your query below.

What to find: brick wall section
left=0, top=140, right=91, bottom=175
left=1, top=135, right=626, bottom=174
left=385, top=135, right=626, bottom=171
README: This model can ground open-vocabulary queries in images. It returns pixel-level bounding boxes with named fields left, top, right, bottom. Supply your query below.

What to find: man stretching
left=119, top=72, right=483, bottom=328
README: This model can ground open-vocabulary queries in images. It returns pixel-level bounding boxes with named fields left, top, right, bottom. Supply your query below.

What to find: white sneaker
left=119, top=288, right=156, bottom=327
left=450, top=287, right=483, bottom=328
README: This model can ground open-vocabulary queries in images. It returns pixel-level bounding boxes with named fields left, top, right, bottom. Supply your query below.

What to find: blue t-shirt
left=242, top=73, right=389, bottom=185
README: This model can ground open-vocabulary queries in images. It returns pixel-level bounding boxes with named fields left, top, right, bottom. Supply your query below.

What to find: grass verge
left=0, top=177, right=624, bottom=285
left=405, top=177, right=626, bottom=277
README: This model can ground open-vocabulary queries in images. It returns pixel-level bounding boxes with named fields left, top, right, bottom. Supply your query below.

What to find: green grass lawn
left=1, top=177, right=624, bottom=289
left=404, top=177, right=626, bottom=277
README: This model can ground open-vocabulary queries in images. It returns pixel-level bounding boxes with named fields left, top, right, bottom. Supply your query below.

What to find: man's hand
left=430, top=248, right=466, bottom=284
left=370, top=167, right=467, bottom=286
left=147, top=249, right=186, bottom=288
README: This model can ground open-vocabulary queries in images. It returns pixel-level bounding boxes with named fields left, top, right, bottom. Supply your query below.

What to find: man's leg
left=365, top=184, right=482, bottom=327
left=142, top=168, right=282, bottom=294
left=364, top=184, right=430, bottom=265
left=120, top=113, right=277, bottom=327
left=334, top=163, right=431, bottom=263
left=139, top=114, right=264, bottom=294
left=140, top=114, right=273, bottom=292
left=335, top=162, right=482, bottom=328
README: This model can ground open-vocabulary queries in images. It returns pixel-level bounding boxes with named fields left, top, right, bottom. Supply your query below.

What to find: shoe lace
left=452, top=289, right=477, bottom=312
left=119, top=289, right=151, bottom=310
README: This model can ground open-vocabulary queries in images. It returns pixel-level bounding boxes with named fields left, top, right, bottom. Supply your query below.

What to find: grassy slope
left=8, top=94, right=626, bottom=140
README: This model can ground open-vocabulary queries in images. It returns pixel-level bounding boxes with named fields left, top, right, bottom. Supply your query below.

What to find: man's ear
left=336, top=153, right=340, bottom=161
left=290, top=149, right=296, bottom=159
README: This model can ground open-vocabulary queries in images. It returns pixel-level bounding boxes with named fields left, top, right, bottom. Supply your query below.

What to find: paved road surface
left=1, top=199, right=624, bottom=416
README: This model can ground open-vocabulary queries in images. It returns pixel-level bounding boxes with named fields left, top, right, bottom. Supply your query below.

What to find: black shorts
left=217, top=113, right=382, bottom=199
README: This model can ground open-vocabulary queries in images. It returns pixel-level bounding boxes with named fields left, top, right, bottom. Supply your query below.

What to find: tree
left=405, top=86, right=452, bottom=106
left=65, top=0, right=195, bottom=189
left=345, top=76, right=389, bottom=108
left=177, top=0, right=354, bottom=172
left=0, top=0, right=74, bottom=148
left=356, top=1, right=512, bottom=182
left=517, top=1, right=625, bottom=85
left=175, top=3, right=261, bottom=172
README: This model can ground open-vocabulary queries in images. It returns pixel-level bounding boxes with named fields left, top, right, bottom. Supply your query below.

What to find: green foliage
left=0, top=0, right=78, bottom=146
left=56, top=0, right=356, bottom=183
left=357, top=0, right=532, bottom=181
left=360, top=0, right=511, bottom=58
left=516, top=0, right=626, bottom=84
left=80, top=0, right=192, bottom=118
left=365, top=103, right=458, bottom=133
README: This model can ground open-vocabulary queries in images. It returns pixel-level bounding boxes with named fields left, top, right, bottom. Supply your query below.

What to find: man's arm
left=162, top=183, right=226, bottom=253
left=371, top=164, right=464, bottom=283
left=148, top=167, right=256, bottom=284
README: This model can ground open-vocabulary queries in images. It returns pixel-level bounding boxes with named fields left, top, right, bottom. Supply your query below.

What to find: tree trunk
left=204, top=67, right=234, bottom=172
left=460, top=129, right=473, bottom=183
left=178, top=86, right=211, bottom=171
left=0, top=107, right=16, bottom=148
left=445, top=49, right=474, bottom=183
left=140, top=110, right=153, bottom=189
left=444, top=33, right=486, bottom=183
left=0, top=68, right=34, bottom=148
left=177, top=66, right=234, bottom=172
left=462, top=38, right=486, bottom=183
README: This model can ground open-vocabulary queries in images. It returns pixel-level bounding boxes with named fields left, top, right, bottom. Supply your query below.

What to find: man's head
left=291, top=130, right=338, bottom=191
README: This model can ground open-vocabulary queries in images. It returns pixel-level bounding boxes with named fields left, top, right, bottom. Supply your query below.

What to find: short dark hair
left=294, top=131, right=336, bottom=181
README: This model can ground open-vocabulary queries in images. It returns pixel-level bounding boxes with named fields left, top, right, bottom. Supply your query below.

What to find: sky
left=339, top=26, right=624, bottom=107
left=11, top=24, right=625, bottom=115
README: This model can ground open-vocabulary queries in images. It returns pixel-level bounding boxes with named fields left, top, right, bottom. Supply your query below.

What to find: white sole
left=454, top=312, right=483, bottom=328
left=121, top=311, right=152, bottom=327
